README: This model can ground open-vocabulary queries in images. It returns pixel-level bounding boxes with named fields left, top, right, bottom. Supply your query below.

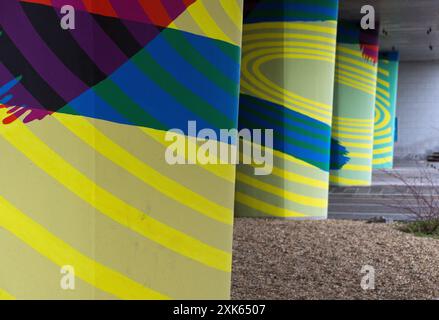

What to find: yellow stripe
left=333, top=122, right=373, bottom=128
left=336, top=77, right=376, bottom=95
left=333, top=117, right=373, bottom=123
left=343, top=164, right=372, bottom=172
left=271, top=166, right=327, bottom=189
left=378, top=67, right=390, bottom=76
left=241, top=153, right=327, bottom=189
left=171, top=0, right=234, bottom=45
left=373, top=156, right=393, bottom=165
left=0, top=288, right=15, bottom=300
left=333, top=126, right=371, bottom=133
left=0, top=197, right=168, bottom=300
left=337, top=55, right=377, bottom=73
left=333, top=123, right=373, bottom=129
left=243, top=40, right=335, bottom=53
left=243, top=32, right=336, bottom=45
left=376, top=93, right=391, bottom=107
left=375, top=102, right=391, bottom=131
left=349, top=152, right=372, bottom=159
left=0, top=119, right=231, bottom=272
left=332, top=132, right=373, bottom=141
left=341, top=141, right=372, bottom=149
left=336, top=46, right=366, bottom=59
left=377, top=78, right=390, bottom=88
left=141, top=128, right=236, bottom=183
left=376, top=86, right=390, bottom=98
left=335, top=73, right=377, bottom=92
left=374, top=127, right=392, bottom=137
left=374, top=136, right=393, bottom=144
left=242, top=139, right=315, bottom=169
left=241, top=50, right=334, bottom=124
left=241, top=78, right=331, bottom=125
left=235, top=192, right=307, bottom=218
left=244, top=21, right=337, bottom=35
left=220, top=0, right=242, bottom=30
left=54, top=114, right=233, bottom=225
left=337, top=62, right=377, bottom=80
left=329, top=175, right=370, bottom=186
left=335, top=68, right=377, bottom=86
left=373, top=146, right=392, bottom=155
left=237, top=172, right=327, bottom=208
left=243, top=41, right=335, bottom=113
left=249, top=47, right=334, bottom=111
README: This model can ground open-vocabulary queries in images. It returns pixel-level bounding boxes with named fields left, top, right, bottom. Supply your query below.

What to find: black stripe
left=0, top=30, right=66, bottom=110
left=21, top=2, right=106, bottom=87
left=92, top=14, right=144, bottom=58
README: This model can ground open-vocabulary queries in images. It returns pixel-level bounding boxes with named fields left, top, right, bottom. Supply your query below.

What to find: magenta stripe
left=109, top=0, right=151, bottom=24
left=162, top=0, right=190, bottom=20
left=0, top=64, right=52, bottom=123
left=0, top=64, right=42, bottom=109
left=109, top=0, right=162, bottom=46
left=0, top=1, right=88, bottom=102
left=52, top=0, right=128, bottom=75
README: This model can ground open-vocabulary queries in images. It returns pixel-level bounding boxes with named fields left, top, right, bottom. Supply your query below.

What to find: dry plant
left=384, top=165, right=439, bottom=235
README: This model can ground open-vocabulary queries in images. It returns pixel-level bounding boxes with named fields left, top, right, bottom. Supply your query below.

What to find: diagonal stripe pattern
left=0, top=0, right=243, bottom=299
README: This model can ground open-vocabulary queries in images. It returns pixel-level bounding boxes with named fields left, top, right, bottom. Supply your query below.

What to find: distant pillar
left=373, top=52, right=400, bottom=169
left=330, top=21, right=380, bottom=186
left=235, top=0, right=339, bottom=219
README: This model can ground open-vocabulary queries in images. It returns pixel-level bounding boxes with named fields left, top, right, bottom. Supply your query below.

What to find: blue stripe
left=145, top=31, right=237, bottom=121
left=109, top=60, right=214, bottom=131
left=68, top=90, right=128, bottom=125
left=240, top=94, right=330, bottom=137
left=239, top=107, right=330, bottom=150
left=183, top=31, right=241, bottom=84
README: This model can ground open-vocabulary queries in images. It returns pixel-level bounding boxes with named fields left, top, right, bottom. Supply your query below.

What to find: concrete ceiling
left=339, top=0, right=439, bottom=61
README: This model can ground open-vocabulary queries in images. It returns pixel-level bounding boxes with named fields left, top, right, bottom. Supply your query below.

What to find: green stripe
left=162, top=29, right=240, bottom=97
left=240, top=101, right=329, bottom=142
left=132, top=50, right=235, bottom=129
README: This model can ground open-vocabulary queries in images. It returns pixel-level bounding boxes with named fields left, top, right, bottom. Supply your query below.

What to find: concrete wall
left=394, top=61, right=439, bottom=159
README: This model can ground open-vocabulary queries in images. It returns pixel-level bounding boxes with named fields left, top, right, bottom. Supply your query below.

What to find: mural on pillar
left=373, top=52, right=400, bottom=169
left=330, top=21, right=379, bottom=186
left=0, top=0, right=243, bottom=299
left=235, top=0, right=340, bottom=219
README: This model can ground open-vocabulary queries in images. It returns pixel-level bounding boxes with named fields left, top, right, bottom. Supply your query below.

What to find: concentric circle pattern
left=373, top=52, right=399, bottom=169
left=235, top=0, right=339, bottom=219
left=330, top=21, right=379, bottom=186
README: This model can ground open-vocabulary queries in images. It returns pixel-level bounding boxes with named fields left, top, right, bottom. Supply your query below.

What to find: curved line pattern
left=0, top=0, right=243, bottom=299
left=0, top=196, right=169, bottom=300
left=330, top=27, right=379, bottom=186
left=236, top=13, right=338, bottom=219
left=373, top=55, right=399, bottom=169
left=240, top=21, right=337, bottom=125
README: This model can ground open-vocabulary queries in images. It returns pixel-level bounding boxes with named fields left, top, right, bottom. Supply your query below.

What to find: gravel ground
left=231, top=218, right=439, bottom=300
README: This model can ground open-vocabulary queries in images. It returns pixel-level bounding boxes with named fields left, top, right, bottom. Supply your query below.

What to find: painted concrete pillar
left=235, top=0, right=339, bottom=219
left=373, top=52, right=400, bottom=169
left=0, top=1, right=243, bottom=299
left=330, top=21, right=379, bottom=186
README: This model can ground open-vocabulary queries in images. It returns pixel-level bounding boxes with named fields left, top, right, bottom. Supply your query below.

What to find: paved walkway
left=328, top=160, right=439, bottom=221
